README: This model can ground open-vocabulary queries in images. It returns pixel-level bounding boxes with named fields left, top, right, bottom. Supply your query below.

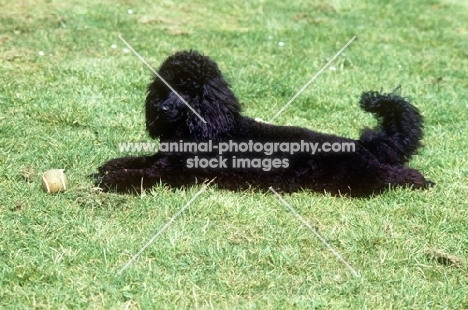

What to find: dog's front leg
left=97, top=167, right=158, bottom=193
left=96, top=155, right=188, bottom=193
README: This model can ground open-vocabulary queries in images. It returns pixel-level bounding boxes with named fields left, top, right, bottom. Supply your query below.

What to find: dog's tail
left=359, top=87, right=423, bottom=165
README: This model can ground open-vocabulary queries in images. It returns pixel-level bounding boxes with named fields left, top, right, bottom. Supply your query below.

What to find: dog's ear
left=186, top=79, right=241, bottom=141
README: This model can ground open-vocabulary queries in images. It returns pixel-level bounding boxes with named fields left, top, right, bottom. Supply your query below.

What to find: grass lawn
left=1, top=0, right=468, bottom=308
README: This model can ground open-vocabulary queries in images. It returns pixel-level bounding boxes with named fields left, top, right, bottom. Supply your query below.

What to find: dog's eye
left=160, top=103, right=169, bottom=111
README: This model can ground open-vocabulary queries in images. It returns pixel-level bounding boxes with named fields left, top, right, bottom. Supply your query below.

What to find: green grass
left=1, top=0, right=468, bottom=308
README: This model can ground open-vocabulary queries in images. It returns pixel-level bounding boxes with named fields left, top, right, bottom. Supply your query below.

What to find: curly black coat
left=95, top=50, right=433, bottom=197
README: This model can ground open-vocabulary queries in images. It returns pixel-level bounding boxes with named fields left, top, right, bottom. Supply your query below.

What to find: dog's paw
left=95, top=173, right=120, bottom=193
left=95, top=169, right=147, bottom=194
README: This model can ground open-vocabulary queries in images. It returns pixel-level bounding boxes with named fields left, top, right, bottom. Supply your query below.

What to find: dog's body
left=95, top=50, right=433, bottom=197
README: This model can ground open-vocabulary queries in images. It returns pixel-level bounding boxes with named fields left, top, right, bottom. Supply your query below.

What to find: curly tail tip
left=359, top=86, right=408, bottom=115
left=360, top=87, right=422, bottom=121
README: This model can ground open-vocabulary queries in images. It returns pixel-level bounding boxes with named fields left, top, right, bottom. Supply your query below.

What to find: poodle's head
left=145, top=50, right=242, bottom=141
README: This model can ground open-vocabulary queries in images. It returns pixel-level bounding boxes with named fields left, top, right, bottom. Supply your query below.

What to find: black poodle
left=95, top=50, right=433, bottom=197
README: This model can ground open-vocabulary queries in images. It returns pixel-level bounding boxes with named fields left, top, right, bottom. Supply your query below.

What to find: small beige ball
left=42, top=169, right=68, bottom=193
